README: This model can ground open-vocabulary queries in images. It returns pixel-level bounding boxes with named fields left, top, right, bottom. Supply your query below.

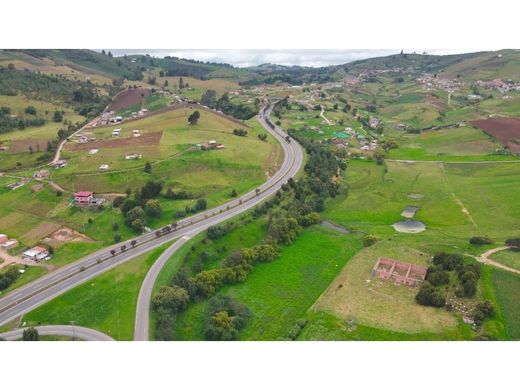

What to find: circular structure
left=392, top=220, right=426, bottom=233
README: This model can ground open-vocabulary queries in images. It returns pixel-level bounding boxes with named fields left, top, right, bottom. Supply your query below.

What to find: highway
left=0, top=325, right=113, bottom=341
left=133, top=105, right=304, bottom=340
left=0, top=104, right=304, bottom=334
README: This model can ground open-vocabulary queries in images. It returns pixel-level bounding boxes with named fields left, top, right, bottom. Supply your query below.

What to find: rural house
left=0, top=239, right=18, bottom=250
left=22, top=246, right=49, bottom=262
left=75, top=191, right=93, bottom=205
left=33, top=169, right=50, bottom=179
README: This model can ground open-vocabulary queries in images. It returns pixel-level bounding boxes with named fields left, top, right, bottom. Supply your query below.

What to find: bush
left=145, top=199, right=163, bottom=218
left=432, top=252, right=463, bottom=271
left=415, top=282, right=446, bottom=307
left=152, top=286, right=189, bottom=313
left=207, top=224, right=231, bottom=240
left=470, top=236, right=493, bottom=245
left=363, top=235, right=377, bottom=247
left=426, top=266, right=450, bottom=286
left=506, top=237, right=520, bottom=250
left=203, top=295, right=250, bottom=341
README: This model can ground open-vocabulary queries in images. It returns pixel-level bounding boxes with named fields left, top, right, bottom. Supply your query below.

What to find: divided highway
left=133, top=105, right=304, bottom=340
left=0, top=104, right=304, bottom=333
left=0, top=325, right=114, bottom=341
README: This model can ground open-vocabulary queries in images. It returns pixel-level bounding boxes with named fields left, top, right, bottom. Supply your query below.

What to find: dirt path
left=320, top=106, right=333, bottom=125
left=470, top=246, right=520, bottom=275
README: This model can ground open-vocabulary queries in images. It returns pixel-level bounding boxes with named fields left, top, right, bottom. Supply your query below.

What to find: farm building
left=33, top=169, right=50, bottom=179
left=371, top=257, right=427, bottom=287
left=75, top=191, right=93, bottom=205
left=22, top=246, right=49, bottom=262
left=112, top=128, right=121, bottom=137
left=132, top=129, right=141, bottom=137
left=125, top=153, right=142, bottom=160
left=89, top=149, right=99, bottom=155
left=52, top=159, right=68, bottom=168
left=200, top=140, right=225, bottom=150
left=99, top=164, right=109, bottom=171
left=0, top=239, right=18, bottom=250
left=0, top=234, right=7, bottom=244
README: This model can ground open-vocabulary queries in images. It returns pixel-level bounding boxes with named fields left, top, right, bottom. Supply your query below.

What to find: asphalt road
left=0, top=104, right=304, bottom=332
left=0, top=325, right=114, bottom=341
left=133, top=105, right=304, bottom=340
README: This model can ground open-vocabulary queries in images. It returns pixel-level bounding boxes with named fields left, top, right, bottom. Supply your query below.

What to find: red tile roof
left=75, top=191, right=93, bottom=197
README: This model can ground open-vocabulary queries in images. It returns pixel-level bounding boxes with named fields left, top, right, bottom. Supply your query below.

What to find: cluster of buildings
left=417, top=74, right=463, bottom=93
left=475, top=79, right=520, bottom=93
left=51, top=159, right=67, bottom=169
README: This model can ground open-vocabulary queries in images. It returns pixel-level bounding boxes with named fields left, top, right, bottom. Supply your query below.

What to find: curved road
left=0, top=104, right=304, bottom=334
left=0, top=325, right=113, bottom=341
left=133, top=105, right=304, bottom=340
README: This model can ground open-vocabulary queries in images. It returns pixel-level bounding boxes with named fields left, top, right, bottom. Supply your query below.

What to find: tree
left=121, top=244, right=127, bottom=252
left=114, top=234, right=121, bottom=243
left=188, top=110, right=200, bottom=125
left=131, top=218, right=145, bottom=233
left=25, top=106, right=37, bottom=115
left=112, top=222, right=119, bottom=231
left=145, top=199, right=163, bottom=217
left=125, top=206, right=145, bottom=227
left=144, top=161, right=152, bottom=174
left=130, top=240, right=137, bottom=248
left=201, top=89, right=217, bottom=107
left=196, top=198, right=207, bottom=211
left=373, top=147, right=386, bottom=165
left=22, top=327, right=39, bottom=341
left=258, top=133, right=267, bottom=141
left=230, top=189, right=238, bottom=197
left=506, top=237, right=520, bottom=250
left=415, top=283, right=446, bottom=307
left=110, top=249, right=116, bottom=256
left=179, top=77, right=185, bottom=89
left=53, top=110, right=63, bottom=122
left=152, top=286, right=189, bottom=313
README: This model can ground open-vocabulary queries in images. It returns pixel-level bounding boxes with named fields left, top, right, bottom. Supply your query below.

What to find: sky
left=106, top=49, right=476, bottom=68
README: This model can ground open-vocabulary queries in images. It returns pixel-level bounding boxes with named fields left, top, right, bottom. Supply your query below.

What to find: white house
left=99, top=164, right=109, bottom=171
left=22, top=246, right=49, bottom=262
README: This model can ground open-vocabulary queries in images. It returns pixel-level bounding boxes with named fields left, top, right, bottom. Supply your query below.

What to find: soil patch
left=42, top=227, right=95, bottom=247
left=109, top=88, right=151, bottom=111
left=470, top=117, right=520, bottom=153
left=65, top=131, right=163, bottom=151
left=321, top=220, right=351, bottom=234
left=8, top=139, right=50, bottom=153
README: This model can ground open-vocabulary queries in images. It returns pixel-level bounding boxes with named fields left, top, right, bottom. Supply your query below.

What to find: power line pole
left=69, top=320, right=76, bottom=340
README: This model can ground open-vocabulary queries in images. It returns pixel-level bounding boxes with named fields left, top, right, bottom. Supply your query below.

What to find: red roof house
left=75, top=191, right=93, bottom=205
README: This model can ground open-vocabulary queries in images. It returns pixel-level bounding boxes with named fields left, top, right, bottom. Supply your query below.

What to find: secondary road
left=0, top=104, right=304, bottom=331
left=0, top=325, right=113, bottom=341
left=133, top=105, right=304, bottom=340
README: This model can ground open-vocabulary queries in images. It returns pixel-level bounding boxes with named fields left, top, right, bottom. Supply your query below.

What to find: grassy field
left=23, top=244, right=169, bottom=340
left=0, top=107, right=281, bottom=279
left=0, top=95, right=84, bottom=171
left=174, top=225, right=363, bottom=340
left=491, top=268, right=520, bottom=339
left=491, top=249, right=520, bottom=271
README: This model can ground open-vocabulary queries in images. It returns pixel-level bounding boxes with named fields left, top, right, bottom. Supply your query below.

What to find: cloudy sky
left=107, top=49, right=476, bottom=68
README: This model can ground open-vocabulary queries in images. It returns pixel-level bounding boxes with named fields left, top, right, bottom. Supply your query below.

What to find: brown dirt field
left=425, top=95, right=448, bottom=110
left=8, top=139, right=49, bottom=153
left=108, top=88, right=151, bottom=111
left=470, top=117, right=520, bottom=153
left=65, top=131, right=163, bottom=152
left=20, top=221, right=61, bottom=246
left=44, top=227, right=94, bottom=246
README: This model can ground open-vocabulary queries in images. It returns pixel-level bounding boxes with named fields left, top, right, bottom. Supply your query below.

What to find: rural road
left=475, top=246, right=520, bottom=275
left=0, top=104, right=304, bottom=337
left=133, top=104, right=304, bottom=340
left=0, top=325, right=113, bottom=341
left=320, top=106, right=333, bottom=125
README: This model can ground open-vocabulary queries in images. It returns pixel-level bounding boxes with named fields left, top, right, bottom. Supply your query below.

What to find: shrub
left=470, top=236, right=493, bottom=246
left=363, top=235, right=377, bottom=247
left=432, top=252, right=463, bottom=271
left=506, top=237, right=520, bottom=250
left=152, top=286, right=189, bottom=313
left=426, top=266, right=450, bottom=286
left=415, top=282, right=446, bottom=307
left=203, top=295, right=250, bottom=341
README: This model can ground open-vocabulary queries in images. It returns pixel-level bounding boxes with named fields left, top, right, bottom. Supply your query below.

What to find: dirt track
left=65, top=131, right=162, bottom=151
